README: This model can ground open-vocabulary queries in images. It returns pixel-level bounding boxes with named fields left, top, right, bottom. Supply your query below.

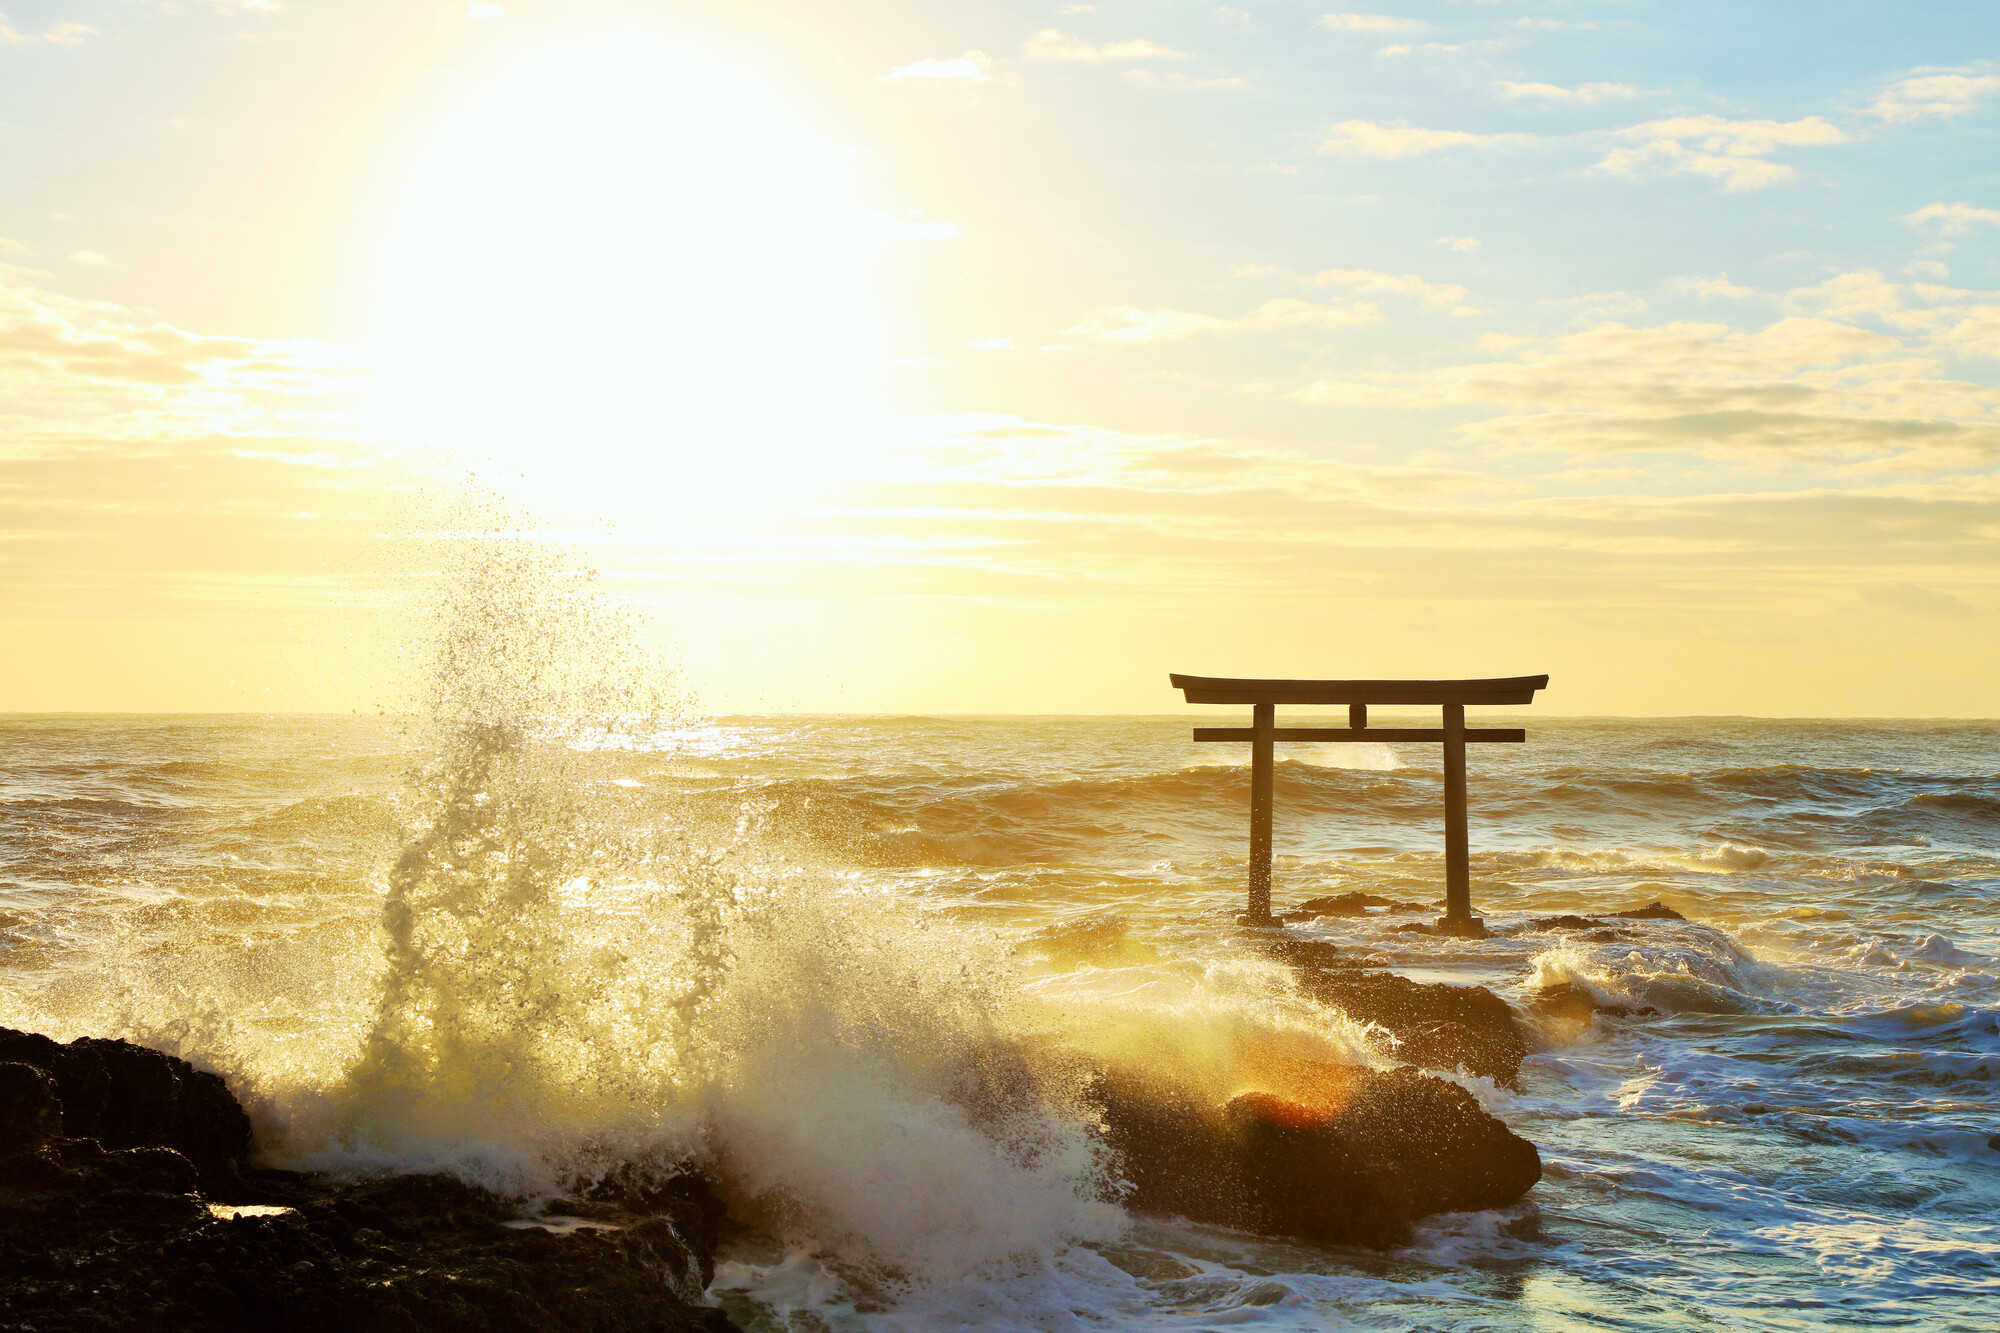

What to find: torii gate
left=1171, top=673, right=1549, bottom=936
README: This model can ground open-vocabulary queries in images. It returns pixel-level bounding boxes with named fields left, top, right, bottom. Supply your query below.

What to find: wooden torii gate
left=1171, top=673, right=1549, bottom=936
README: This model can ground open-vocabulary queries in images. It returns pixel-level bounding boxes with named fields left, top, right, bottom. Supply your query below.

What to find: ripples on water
left=2, top=713, right=1998, bottom=1331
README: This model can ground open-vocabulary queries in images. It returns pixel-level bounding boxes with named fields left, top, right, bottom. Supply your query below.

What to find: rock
left=0, top=1028, right=249, bottom=1182
left=1288, top=892, right=1428, bottom=919
left=1611, top=901, right=1686, bottom=921
left=1527, top=982, right=1657, bottom=1024
left=1090, top=1061, right=1540, bottom=1248
left=0, top=1027, right=736, bottom=1333
left=1290, top=970, right=1531, bottom=1086
left=1520, top=914, right=1607, bottom=932
left=0, top=1062, right=63, bottom=1156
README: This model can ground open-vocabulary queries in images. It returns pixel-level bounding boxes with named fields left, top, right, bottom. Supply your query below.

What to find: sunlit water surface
left=2, top=715, right=1997, bottom=1331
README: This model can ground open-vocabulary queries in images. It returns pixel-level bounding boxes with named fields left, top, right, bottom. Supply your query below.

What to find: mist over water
left=3, top=564, right=1999, bottom=1328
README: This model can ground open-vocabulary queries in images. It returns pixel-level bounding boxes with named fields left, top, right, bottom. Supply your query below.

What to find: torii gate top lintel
left=1169, top=673, right=1548, bottom=706
left=1171, top=672, right=1549, bottom=935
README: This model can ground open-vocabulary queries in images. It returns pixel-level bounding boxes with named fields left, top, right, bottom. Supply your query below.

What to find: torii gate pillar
left=1171, top=673, right=1549, bottom=936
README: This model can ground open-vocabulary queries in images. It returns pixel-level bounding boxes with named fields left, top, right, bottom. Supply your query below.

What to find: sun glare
left=385, top=48, right=863, bottom=498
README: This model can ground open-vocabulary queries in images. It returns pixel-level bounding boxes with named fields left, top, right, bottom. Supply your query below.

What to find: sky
left=2, top=0, right=1998, bottom=715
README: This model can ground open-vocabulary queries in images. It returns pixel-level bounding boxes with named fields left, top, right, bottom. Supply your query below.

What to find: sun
left=382, top=45, right=864, bottom=500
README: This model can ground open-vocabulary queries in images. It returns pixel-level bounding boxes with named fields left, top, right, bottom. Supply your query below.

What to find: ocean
left=3, top=711, right=1998, bottom=1331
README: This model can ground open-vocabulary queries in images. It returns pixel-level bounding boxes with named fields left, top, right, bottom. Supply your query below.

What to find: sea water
left=3, top=710, right=1998, bottom=1331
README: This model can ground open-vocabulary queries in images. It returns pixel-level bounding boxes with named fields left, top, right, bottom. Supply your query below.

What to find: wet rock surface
left=1285, top=892, right=1430, bottom=920
left=1527, top=982, right=1659, bottom=1024
left=1611, top=900, right=1687, bottom=920
left=1091, top=1062, right=1541, bottom=1249
left=0, top=1028, right=736, bottom=1333
left=1289, top=966, right=1530, bottom=1086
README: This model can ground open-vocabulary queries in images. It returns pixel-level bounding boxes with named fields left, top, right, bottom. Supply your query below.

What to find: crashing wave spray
left=311, top=535, right=1121, bottom=1285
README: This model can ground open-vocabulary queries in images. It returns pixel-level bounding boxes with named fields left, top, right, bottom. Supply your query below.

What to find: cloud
left=1673, top=273, right=1757, bottom=301
left=1437, top=236, right=1481, bottom=251
left=1497, top=81, right=1638, bottom=104
left=1905, top=202, right=2000, bottom=236
left=1292, top=314, right=2000, bottom=468
left=1871, top=70, right=2000, bottom=124
left=969, top=336, right=1015, bottom=351
left=1317, top=13, right=1424, bottom=32
left=1597, top=115, right=1845, bottom=191
left=882, top=52, right=992, bottom=82
left=68, top=251, right=114, bottom=268
left=1310, top=268, right=1468, bottom=307
left=1317, top=120, right=1533, bottom=159
left=466, top=2, right=503, bottom=18
left=1022, top=30, right=1188, bottom=62
left=1126, top=70, right=1244, bottom=90
left=0, top=13, right=98, bottom=43
left=1863, top=582, right=1974, bottom=617
left=1070, top=298, right=1381, bottom=343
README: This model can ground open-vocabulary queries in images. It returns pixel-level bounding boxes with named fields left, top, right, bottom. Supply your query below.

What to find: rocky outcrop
left=1286, top=892, right=1429, bottom=920
left=1611, top=901, right=1687, bottom=920
left=0, top=1029, right=736, bottom=1333
left=1090, top=1061, right=1540, bottom=1248
left=0, top=1028, right=250, bottom=1186
left=1528, top=983, right=1657, bottom=1024
left=1290, top=968, right=1530, bottom=1086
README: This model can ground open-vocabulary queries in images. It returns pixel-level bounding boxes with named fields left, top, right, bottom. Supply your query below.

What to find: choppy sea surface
left=3, top=712, right=1999, bottom=1332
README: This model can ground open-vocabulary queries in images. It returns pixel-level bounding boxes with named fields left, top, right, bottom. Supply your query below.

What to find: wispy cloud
left=1497, top=80, right=1638, bottom=104
left=1905, top=201, right=2000, bottom=236
left=1863, top=582, right=1974, bottom=617
left=1316, top=120, right=1533, bottom=159
left=1310, top=268, right=1467, bottom=307
left=1317, top=12, right=1424, bottom=33
left=1126, top=70, right=1244, bottom=91
left=1673, top=273, right=1757, bottom=300
left=1596, top=115, right=1845, bottom=191
left=0, top=12, right=98, bottom=44
left=1022, top=30, right=1188, bottom=62
left=1870, top=69, right=2000, bottom=123
left=882, top=52, right=992, bottom=82
left=1437, top=235, right=1481, bottom=251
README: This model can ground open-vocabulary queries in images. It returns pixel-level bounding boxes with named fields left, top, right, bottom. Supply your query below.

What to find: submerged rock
left=1289, top=968, right=1530, bottom=1086
left=1090, top=1061, right=1540, bottom=1248
left=0, top=1027, right=736, bottom=1333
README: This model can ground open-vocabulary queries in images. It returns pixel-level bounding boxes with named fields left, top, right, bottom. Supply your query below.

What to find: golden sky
left=3, top=0, right=1998, bottom=714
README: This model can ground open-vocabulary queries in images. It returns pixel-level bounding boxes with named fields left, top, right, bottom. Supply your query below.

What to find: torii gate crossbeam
left=1171, top=673, right=1550, bottom=936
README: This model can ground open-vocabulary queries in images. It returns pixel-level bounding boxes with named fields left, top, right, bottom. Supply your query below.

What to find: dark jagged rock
left=1611, top=900, right=1687, bottom=920
left=1291, top=970, right=1530, bottom=1086
left=1287, top=892, right=1428, bottom=919
left=1090, top=1062, right=1540, bottom=1248
left=0, top=1027, right=736, bottom=1333
left=1520, top=914, right=1608, bottom=932
left=0, top=1028, right=250, bottom=1184
left=1527, top=982, right=1658, bottom=1024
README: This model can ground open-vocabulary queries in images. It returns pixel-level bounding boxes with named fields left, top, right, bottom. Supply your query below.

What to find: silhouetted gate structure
left=1170, top=673, right=1549, bottom=936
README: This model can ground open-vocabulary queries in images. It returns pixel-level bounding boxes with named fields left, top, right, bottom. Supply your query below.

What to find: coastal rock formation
left=1527, top=982, right=1659, bottom=1024
left=1286, top=892, right=1429, bottom=920
left=0, top=1028, right=736, bottom=1333
left=1258, top=950, right=1530, bottom=1085
left=1091, top=1062, right=1540, bottom=1248
left=1611, top=901, right=1688, bottom=920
